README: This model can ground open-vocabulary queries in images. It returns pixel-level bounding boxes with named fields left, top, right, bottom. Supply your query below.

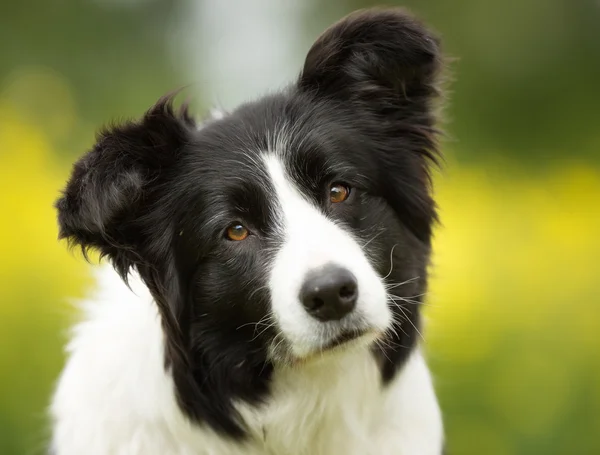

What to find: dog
left=50, top=8, right=446, bottom=455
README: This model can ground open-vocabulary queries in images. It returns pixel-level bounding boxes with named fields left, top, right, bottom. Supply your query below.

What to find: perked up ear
left=299, top=8, right=445, bottom=244
left=299, top=7, right=442, bottom=107
left=55, top=95, right=195, bottom=275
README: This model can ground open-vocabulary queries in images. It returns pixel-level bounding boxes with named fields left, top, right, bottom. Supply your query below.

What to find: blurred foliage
left=1, top=0, right=599, bottom=454
left=0, top=0, right=185, bottom=163
left=428, top=161, right=600, bottom=454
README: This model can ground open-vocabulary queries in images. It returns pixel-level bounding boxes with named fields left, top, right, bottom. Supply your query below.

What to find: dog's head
left=56, top=8, right=443, bottom=438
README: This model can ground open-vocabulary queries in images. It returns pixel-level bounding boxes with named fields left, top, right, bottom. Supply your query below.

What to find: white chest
left=237, top=351, right=384, bottom=455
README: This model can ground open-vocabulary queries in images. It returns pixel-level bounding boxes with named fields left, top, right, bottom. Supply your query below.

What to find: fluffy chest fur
left=50, top=266, right=443, bottom=455
left=243, top=351, right=385, bottom=454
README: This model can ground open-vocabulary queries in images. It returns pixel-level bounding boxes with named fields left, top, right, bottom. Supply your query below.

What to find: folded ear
left=55, top=96, right=194, bottom=274
left=299, top=8, right=442, bottom=108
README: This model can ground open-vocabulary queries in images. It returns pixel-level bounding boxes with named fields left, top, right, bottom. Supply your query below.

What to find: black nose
left=299, top=264, right=358, bottom=321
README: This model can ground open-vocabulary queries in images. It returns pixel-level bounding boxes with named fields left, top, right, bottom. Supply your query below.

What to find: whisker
left=382, top=244, right=398, bottom=280
left=236, top=312, right=270, bottom=331
left=235, top=313, right=278, bottom=342
left=271, top=333, right=287, bottom=358
left=394, top=305, right=425, bottom=341
left=384, top=276, right=420, bottom=289
left=387, top=293, right=437, bottom=308
left=248, top=284, right=269, bottom=301
left=235, top=318, right=270, bottom=331
left=362, top=230, right=384, bottom=249
left=251, top=320, right=278, bottom=342
left=376, top=335, right=409, bottom=352
left=384, top=310, right=410, bottom=338
left=374, top=340, right=394, bottom=362
left=390, top=314, right=410, bottom=338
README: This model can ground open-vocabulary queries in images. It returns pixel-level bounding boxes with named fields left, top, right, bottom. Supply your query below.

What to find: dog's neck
left=236, top=345, right=384, bottom=453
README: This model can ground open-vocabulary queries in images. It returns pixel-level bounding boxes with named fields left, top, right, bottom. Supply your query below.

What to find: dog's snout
left=299, top=264, right=358, bottom=321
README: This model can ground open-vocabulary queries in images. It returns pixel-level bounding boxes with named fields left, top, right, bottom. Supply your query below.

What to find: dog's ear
left=55, top=95, right=195, bottom=276
left=299, top=8, right=441, bottom=110
left=299, top=8, right=444, bottom=244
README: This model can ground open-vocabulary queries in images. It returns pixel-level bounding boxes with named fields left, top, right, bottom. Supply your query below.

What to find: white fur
left=50, top=265, right=443, bottom=455
left=209, top=107, right=226, bottom=121
left=263, top=154, right=391, bottom=358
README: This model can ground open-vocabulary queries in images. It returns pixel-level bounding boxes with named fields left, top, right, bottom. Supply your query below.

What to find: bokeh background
left=1, top=0, right=599, bottom=454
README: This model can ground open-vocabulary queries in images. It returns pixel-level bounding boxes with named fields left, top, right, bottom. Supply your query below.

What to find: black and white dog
left=50, top=8, right=446, bottom=455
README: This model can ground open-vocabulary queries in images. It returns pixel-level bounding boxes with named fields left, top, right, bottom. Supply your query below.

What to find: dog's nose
left=299, top=264, right=358, bottom=321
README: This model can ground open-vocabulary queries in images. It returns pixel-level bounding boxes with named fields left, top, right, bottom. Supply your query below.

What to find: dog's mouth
left=279, top=328, right=382, bottom=366
left=321, top=329, right=368, bottom=351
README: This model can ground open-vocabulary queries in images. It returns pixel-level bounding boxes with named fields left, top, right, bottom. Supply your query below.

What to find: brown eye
left=329, top=183, right=351, bottom=203
left=225, top=224, right=249, bottom=241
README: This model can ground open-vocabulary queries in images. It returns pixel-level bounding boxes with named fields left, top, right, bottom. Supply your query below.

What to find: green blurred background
left=1, top=0, right=599, bottom=454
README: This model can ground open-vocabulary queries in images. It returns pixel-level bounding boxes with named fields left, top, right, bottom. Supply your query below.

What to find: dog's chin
left=320, top=329, right=374, bottom=351
left=275, top=329, right=382, bottom=367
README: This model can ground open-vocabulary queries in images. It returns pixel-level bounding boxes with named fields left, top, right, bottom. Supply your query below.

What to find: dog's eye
left=225, top=224, right=249, bottom=241
left=329, top=183, right=351, bottom=203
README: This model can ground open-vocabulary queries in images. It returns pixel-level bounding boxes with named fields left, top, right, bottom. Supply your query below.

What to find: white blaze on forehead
left=262, top=153, right=391, bottom=357
left=261, top=154, right=343, bottom=266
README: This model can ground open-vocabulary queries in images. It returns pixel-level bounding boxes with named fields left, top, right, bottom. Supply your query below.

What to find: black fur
left=56, top=8, right=443, bottom=440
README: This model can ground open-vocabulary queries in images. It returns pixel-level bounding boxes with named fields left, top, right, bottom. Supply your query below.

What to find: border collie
left=50, top=8, right=446, bottom=455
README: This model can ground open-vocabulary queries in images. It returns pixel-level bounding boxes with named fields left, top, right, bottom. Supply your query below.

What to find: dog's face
left=174, top=100, right=418, bottom=365
left=56, top=8, right=442, bottom=437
